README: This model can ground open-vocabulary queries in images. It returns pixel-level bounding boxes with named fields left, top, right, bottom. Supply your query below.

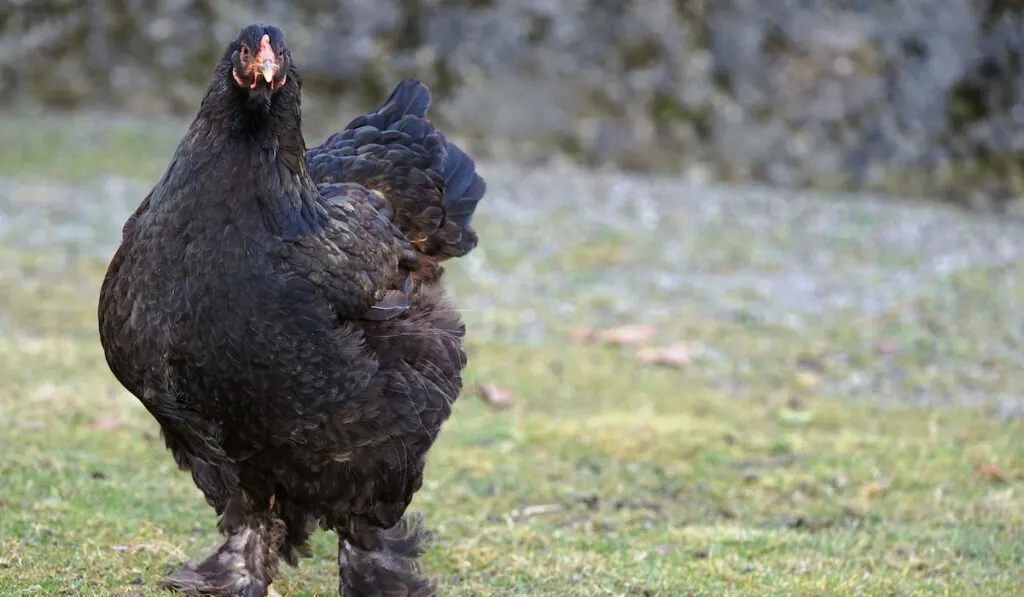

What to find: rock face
left=2, top=0, right=1022, bottom=207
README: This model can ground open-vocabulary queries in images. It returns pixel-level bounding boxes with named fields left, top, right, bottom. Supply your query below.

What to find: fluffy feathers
left=97, top=24, right=485, bottom=597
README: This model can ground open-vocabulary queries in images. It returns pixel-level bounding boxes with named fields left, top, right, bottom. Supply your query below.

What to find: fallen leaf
left=980, top=463, right=1008, bottom=483
left=984, top=487, right=1015, bottom=505
left=476, top=384, right=513, bottom=410
left=88, top=417, right=123, bottom=431
left=520, top=503, right=563, bottom=517
left=860, top=482, right=886, bottom=499
left=636, top=344, right=691, bottom=367
left=574, top=324, right=656, bottom=346
left=571, top=328, right=598, bottom=341
left=599, top=324, right=656, bottom=345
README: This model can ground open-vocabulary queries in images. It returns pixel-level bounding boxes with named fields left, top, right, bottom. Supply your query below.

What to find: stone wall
left=2, top=0, right=1022, bottom=208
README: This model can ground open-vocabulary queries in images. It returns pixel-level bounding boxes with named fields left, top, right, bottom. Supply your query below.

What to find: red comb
left=258, top=34, right=273, bottom=57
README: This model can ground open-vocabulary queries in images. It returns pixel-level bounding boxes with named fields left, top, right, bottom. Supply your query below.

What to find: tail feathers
left=308, top=78, right=486, bottom=259
left=442, top=141, right=486, bottom=232
left=339, top=514, right=437, bottom=597
left=349, top=79, right=432, bottom=133
left=309, top=79, right=438, bottom=170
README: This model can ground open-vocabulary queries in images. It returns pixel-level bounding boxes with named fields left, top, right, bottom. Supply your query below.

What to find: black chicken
left=97, top=24, right=486, bottom=597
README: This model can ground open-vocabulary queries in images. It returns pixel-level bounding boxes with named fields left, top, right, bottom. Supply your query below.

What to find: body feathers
left=97, top=25, right=485, bottom=597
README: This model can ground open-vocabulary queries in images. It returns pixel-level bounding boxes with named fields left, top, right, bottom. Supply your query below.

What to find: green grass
left=1, top=112, right=1023, bottom=595
left=0, top=110, right=184, bottom=183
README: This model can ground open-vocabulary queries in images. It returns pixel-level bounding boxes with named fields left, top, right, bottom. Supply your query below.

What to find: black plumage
left=97, top=24, right=486, bottom=597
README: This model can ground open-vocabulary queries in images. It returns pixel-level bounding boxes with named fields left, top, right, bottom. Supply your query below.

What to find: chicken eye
left=240, top=45, right=250, bottom=59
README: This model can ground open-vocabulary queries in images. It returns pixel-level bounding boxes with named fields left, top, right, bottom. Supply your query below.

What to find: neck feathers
left=194, top=60, right=308, bottom=177
left=172, top=61, right=324, bottom=237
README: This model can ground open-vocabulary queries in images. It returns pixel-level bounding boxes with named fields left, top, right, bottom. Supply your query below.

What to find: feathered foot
left=338, top=514, right=437, bottom=597
left=161, top=503, right=286, bottom=597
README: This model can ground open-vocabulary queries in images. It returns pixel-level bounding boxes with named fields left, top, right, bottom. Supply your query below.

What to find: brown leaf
left=570, top=328, right=598, bottom=342
left=859, top=482, right=886, bottom=499
left=476, top=384, right=513, bottom=410
left=980, top=463, right=1008, bottom=483
left=572, top=324, right=657, bottom=346
left=88, top=417, right=123, bottom=431
left=636, top=344, right=691, bottom=367
left=597, top=324, right=656, bottom=345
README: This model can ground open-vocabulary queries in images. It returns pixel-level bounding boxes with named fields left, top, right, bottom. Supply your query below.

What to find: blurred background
left=2, top=1, right=1024, bottom=595
left=3, top=0, right=1024, bottom=210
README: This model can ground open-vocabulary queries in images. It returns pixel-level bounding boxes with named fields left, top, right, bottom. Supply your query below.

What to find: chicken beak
left=258, top=59, right=277, bottom=83
left=254, top=34, right=279, bottom=86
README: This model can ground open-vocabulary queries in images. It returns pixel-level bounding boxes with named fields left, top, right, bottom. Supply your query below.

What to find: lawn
left=1, top=111, right=1022, bottom=596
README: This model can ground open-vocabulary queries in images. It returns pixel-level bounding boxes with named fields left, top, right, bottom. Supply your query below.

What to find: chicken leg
left=161, top=495, right=286, bottom=597
left=337, top=514, right=436, bottom=597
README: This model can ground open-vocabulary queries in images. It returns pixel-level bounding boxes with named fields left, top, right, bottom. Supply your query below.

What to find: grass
left=1, top=111, right=1023, bottom=596
left=0, top=110, right=184, bottom=183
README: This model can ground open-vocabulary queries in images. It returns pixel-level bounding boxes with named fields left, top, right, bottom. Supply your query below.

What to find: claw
left=362, top=277, right=413, bottom=321
left=362, top=292, right=410, bottom=321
